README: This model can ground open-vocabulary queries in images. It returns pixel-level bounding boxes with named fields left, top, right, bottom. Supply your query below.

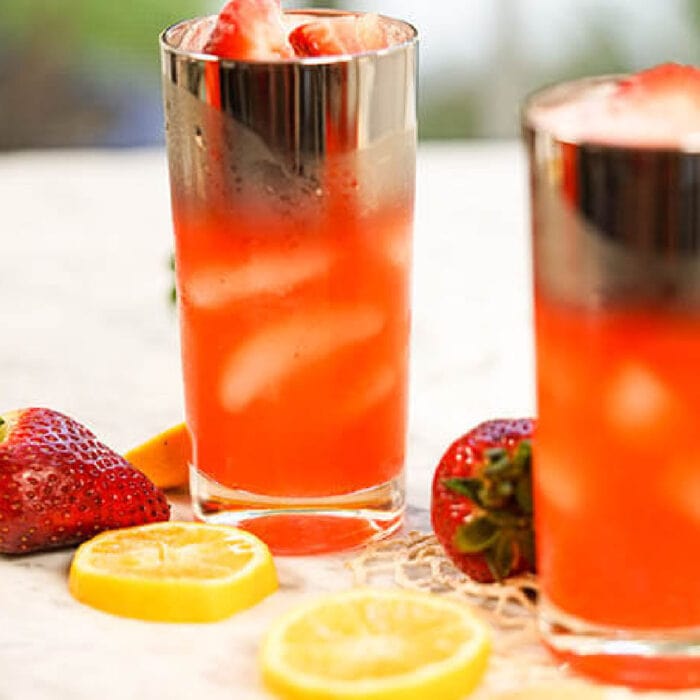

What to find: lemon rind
left=260, top=588, right=491, bottom=700
left=69, top=522, right=278, bottom=623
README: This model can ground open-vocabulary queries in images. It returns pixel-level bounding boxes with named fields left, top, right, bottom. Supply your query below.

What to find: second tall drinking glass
left=524, top=72, right=700, bottom=688
left=161, top=11, right=418, bottom=554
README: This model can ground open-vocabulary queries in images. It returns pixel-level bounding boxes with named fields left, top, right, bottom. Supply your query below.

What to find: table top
left=0, top=143, right=672, bottom=699
left=0, top=141, right=536, bottom=506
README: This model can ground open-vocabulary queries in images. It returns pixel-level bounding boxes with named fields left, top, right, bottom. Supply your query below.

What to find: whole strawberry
left=431, top=419, right=535, bottom=583
left=0, top=408, right=170, bottom=554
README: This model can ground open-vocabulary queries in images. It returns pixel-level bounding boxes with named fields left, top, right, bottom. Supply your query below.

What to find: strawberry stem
left=446, top=439, right=534, bottom=581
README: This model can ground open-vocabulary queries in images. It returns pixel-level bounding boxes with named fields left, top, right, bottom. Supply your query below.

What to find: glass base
left=540, top=596, right=700, bottom=689
left=190, top=467, right=404, bottom=555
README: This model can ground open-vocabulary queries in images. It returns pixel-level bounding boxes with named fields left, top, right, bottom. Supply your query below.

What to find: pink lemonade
left=526, top=64, right=700, bottom=687
left=172, top=191, right=412, bottom=499
left=162, top=4, right=418, bottom=553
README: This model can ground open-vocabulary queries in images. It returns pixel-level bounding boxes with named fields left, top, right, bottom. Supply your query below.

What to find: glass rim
left=160, top=9, right=419, bottom=67
left=521, top=72, right=700, bottom=153
left=521, top=73, right=618, bottom=145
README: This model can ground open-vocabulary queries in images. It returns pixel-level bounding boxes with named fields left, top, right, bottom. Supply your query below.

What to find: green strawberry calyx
left=443, top=440, right=534, bottom=581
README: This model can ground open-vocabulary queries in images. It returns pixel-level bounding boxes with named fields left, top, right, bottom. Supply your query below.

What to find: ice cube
left=384, top=228, right=412, bottom=269
left=185, top=247, right=332, bottom=308
left=606, top=363, right=675, bottom=432
left=663, top=458, right=700, bottom=523
left=343, top=365, right=397, bottom=418
left=535, top=445, right=583, bottom=514
left=283, top=13, right=318, bottom=33
left=177, top=16, right=216, bottom=53
left=221, top=305, right=384, bottom=410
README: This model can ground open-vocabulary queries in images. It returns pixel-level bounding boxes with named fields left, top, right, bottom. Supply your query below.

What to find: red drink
left=172, top=187, right=412, bottom=499
left=161, top=9, right=417, bottom=554
left=525, top=65, right=700, bottom=687
left=536, top=300, right=700, bottom=627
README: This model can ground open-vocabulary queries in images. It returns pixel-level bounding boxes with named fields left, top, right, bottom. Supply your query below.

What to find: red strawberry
left=616, top=62, right=700, bottom=101
left=0, top=408, right=170, bottom=554
left=431, top=419, right=535, bottom=583
left=289, top=14, right=391, bottom=57
left=608, top=63, right=700, bottom=145
left=205, top=0, right=293, bottom=61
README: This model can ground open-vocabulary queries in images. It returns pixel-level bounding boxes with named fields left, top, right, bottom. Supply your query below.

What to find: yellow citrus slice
left=488, top=685, right=608, bottom=699
left=124, top=422, right=191, bottom=490
left=260, top=588, right=491, bottom=700
left=69, top=522, right=277, bottom=622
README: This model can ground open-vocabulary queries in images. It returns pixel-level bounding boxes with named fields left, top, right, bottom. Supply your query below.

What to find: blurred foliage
left=685, top=0, right=700, bottom=58
left=539, top=19, right=628, bottom=82
left=420, top=90, right=479, bottom=140
left=418, top=10, right=630, bottom=140
left=688, top=0, right=700, bottom=31
left=303, top=0, right=341, bottom=7
left=0, top=0, right=211, bottom=148
left=0, top=0, right=208, bottom=59
left=0, top=0, right=698, bottom=147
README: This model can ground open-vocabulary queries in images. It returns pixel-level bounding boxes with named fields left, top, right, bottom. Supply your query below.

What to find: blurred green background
left=1, top=0, right=699, bottom=149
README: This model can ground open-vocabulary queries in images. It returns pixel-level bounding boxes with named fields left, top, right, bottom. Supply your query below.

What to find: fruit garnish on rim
left=611, top=63, right=700, bottom=145
left=527, top=62, right=700, bottom=147
left=431, top=419, right=536, bottom=583
left=202, top=0, right=412, bottom=60
left=0, top=408, right=170, bottom=554
left=289, top=14, right=398, bottom=57
left=69, top=522, right=277, bottom=622
left=205, top=0, right=293, bottom=60
left=615, top=62, right=700, bottom=113
left=260, top=588, right=491, bottom=700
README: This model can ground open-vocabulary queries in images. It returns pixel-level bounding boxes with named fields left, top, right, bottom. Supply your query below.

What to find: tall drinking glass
left=160, top=12, right=417, bottom=555
left=524, top=75, right=700, bottom=688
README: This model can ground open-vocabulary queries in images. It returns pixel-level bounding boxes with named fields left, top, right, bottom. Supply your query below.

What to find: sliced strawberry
left=431, top=419, right=536, bottom=583
left=616, top=62, right=700, bottom=101
left=607, top=63, right=700, bottom=145
left=531, top=63, right=700, bottom=147
left=205, top=0, right=293, bottom=61
left=289, top=15, right=391, bottom=58
left=179, top=17, right=217, bottom=53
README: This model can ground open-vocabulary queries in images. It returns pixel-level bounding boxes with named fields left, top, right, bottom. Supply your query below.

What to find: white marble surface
left=0, top=142, right=538, bottom=699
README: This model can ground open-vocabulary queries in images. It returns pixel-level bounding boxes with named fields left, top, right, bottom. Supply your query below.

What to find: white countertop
left=0, top=142, right=542, bottom=699
left=0, top=141, right=536, bottom=504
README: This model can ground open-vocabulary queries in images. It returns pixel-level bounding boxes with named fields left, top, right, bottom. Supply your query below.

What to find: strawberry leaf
left=486, top=534, right=516, bottom=581
left=454, top=516, right=499, bottom=553
left=484, top=447, right=507, bottom=462
left=483, top=448, right=513, bottom=477
left=518, top=529, right=536, bottom=568
left=496, top=481, right=514, bottom=498
left=443, top=477, right=484, bottom=506
left=512, top=440, right=532, bottom=472
left=515, top=472, right=533, bottom=514
left=484, top=510, right=527, bottom=528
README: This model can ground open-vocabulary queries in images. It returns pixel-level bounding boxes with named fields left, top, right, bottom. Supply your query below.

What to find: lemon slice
left=69, top=522, right=277, bottom=622
left=488, top=685, right=608, bottom=699
left=260, top=588, right=491, bottom=700
left=124, top=423, right=191, bottom=490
